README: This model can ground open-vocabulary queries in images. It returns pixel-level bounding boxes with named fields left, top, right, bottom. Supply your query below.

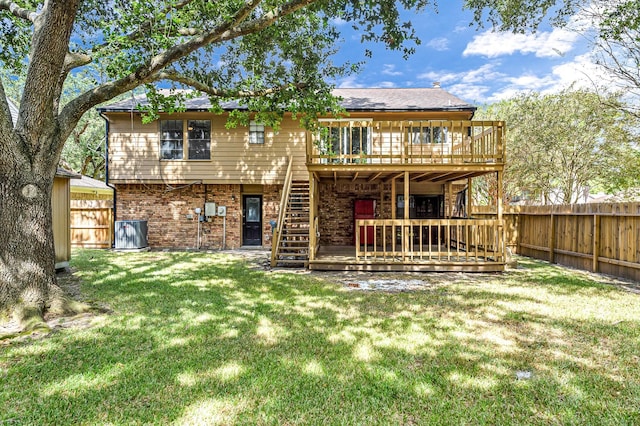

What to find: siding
left=107, top=112, right=308, bottom=184
left=106, top=110, right=475, bottom=185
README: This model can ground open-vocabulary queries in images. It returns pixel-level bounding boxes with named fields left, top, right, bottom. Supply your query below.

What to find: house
left=99, top=86, right=506, bottom=272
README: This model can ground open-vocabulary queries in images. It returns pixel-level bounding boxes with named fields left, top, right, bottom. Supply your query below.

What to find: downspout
left=99, top=111, right=117, bottom=248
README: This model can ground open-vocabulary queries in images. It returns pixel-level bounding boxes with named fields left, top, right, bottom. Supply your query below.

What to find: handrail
left=309, top=120, right=505, bottom=165
left=354, top=218, right=505, bottom=263
left=271, top=155, right=294, bottom=267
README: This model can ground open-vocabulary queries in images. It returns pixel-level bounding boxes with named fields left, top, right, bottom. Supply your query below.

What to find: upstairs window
left=249, top=121, right=265, bottom=144
left=409, top=125, right=447, bottom=144
left=160, top=119, right=211, bottom=160
left=187, top=120, right=211, bottom=159
left=160, top=120, right=184, bottom=160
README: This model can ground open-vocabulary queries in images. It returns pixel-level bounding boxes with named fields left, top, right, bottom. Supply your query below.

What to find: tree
left=4, top=0, right=502, bottom=330
left=476, top=88, right=640, bottom=204
left=465, top=0, right=640, bottom=118
left=587, top=0, right=640, bottom=118
left=2, top=66, right=108, bottom=178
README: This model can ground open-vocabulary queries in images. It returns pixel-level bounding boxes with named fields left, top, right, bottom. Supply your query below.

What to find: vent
left=115, top=220, right=149, bottom=249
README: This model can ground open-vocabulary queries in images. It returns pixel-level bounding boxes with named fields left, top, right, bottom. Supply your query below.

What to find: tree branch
left=59, top=0, right=268, bottom=136
left=18, top=0, right=80, bottom=168
left=154, top=71, right=306, bottom=97
left=215, top=0, right=317, bottom=44
left=53, top=52, right=94, bottom=115
left=0, top=0, right=38, bottom=23
left=60, top=0, right=319, bottom=140
left=93, top=0, right=197, bottom=53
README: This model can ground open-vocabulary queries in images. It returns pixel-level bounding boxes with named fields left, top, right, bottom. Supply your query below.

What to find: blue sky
left=331, top=2, right=602, bottom=105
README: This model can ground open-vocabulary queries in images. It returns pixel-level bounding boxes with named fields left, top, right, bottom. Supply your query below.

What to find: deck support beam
left=309, top=171, right=317, bottom=261
left=467, top=177, right=473, bottom=218
left=404, top=171, right=409, bottom=259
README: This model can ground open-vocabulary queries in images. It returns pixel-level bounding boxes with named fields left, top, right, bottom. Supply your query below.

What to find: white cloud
left=376, top=81, right=397, bottom=88
left=417, top=63, right=506, bottom=86
left=337, top=75, right=365, bottom=88
left=546, top=53, right=606, bottom=91
left=454, top=24, right=470, bottom=33
left=447, top=83, right=491, bottom=104
left=382, top=64, right=403, bottom=76
left=463, top=28, right=579, bottom=58
left=427, top=37, right=450, bottom=51
left=483, top=54, right=607, bottom=103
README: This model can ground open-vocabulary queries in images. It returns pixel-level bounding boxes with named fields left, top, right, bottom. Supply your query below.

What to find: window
left=160, top=119, right=211, bottom=160
left=187, top=120, right=211, bottom=159
left=160, top=120, right=183, bottom=160
left=409, top=125, right=447, bottom=144
left=318, top=121, right=371, bottom=163
left=249, top=121, right=265, bottom=144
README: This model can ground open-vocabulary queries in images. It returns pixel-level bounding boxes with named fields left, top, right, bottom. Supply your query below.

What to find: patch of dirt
left=226, top=249, right=640, bottom=294
left=0, top=268, right=108, bottom=346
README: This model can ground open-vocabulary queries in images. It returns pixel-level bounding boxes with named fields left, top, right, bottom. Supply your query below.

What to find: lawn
left=1, top=250, right=639, bottom=425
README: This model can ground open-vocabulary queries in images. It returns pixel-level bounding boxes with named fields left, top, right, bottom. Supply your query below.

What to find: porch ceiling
left=309, top=168, right=495, bottom=184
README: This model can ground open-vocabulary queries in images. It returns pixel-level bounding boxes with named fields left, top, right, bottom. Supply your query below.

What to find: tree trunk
left=0, top=158, right=58, bottom=328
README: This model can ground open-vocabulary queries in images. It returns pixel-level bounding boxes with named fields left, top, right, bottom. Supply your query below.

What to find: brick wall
left=318, top=180, right=452, bottom=246
left=318, top=181, right=384, bottom=246
left=116, top=183, right=280, bottom=249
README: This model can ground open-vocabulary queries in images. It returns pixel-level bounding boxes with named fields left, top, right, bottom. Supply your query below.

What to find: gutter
left=98, top=111, right=117, bottom=248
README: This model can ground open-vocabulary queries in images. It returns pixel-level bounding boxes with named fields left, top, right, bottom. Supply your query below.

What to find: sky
left=330, top=1, right=604, bottom=106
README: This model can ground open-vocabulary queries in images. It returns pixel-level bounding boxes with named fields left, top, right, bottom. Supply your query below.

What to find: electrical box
left=205, top=202, right=217, bottom=217
left=217, top=205, right=227, bottom=217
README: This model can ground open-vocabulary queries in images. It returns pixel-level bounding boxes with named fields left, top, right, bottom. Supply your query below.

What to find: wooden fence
left=70, top=199, right=113, bottom=249
left=474, top=203, right=640, bottom=282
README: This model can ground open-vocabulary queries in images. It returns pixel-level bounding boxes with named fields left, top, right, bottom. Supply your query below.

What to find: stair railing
left=271, top=156, right=294, bottom=267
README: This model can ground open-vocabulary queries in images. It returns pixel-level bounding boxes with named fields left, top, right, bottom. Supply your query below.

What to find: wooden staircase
left=271, top=181, right=310, bottom=267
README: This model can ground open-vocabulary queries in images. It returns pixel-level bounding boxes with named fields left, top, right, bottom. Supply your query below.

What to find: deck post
left=391, top=177, right=396, bottom=255
left=404, top=171, right=409, bottom=259
left=446, top=182, right=453, bottom=218
left=309, top=172, right=316, bottom=261
left=467, top=177, right=473, bottom=218
left=497, top=171, right=504, bottom=261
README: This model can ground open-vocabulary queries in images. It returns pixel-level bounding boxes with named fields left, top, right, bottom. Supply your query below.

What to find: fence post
left=549, top=213, right=555, bottom=264
left=592, top=214, right=600, bottom=273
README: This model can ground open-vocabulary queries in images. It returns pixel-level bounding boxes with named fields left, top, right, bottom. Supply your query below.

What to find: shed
left=53, top=168, right=81, bottom=269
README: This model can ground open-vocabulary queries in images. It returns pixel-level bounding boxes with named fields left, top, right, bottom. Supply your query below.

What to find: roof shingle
left=98, top=87, right=475, bottom=113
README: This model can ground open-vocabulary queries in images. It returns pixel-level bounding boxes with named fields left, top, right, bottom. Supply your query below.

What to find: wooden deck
left=308, top=245, right=505, bottom=272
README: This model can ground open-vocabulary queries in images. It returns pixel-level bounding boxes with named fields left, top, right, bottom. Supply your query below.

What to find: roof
left=70, top=175, right=113, bottom=194
left=55, top=168, right=81, bottom=179
left=98, top=88, right=476, bottom=113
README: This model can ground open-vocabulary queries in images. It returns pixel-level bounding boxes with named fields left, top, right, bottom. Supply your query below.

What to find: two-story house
left=99, top=86, right=506, bottom=272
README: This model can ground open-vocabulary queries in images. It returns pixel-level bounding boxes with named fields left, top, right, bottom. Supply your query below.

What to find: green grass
left=2, top=250, right=639, bottom=425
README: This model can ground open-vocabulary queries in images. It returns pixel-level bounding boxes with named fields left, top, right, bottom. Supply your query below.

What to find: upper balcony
left=306, top=120, right=505, bottom=176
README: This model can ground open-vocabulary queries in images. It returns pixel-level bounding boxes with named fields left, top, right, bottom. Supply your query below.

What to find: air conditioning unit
left=115, top=220, right=149, bottom=249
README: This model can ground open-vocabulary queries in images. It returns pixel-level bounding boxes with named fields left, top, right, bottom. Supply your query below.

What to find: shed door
left=242, top=195, right=262, bottom=246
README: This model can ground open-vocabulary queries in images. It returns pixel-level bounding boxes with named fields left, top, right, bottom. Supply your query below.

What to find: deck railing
left=354, top=218, right=505, bottom=263
left=308, top=120, right=505, bottom=166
